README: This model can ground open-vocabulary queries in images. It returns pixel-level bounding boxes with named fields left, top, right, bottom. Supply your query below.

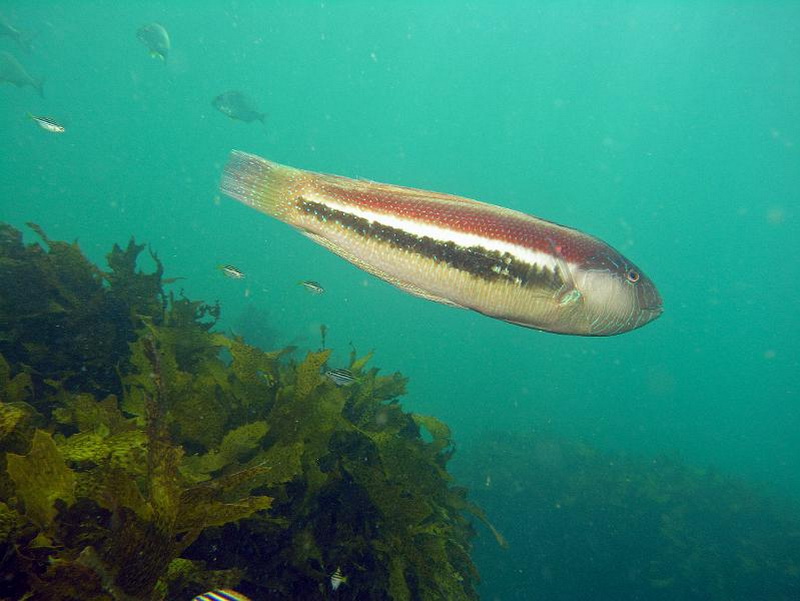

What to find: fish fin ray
left=545, top=238, right=583, bottom=306
left=221, top=151, right=301, bottom=218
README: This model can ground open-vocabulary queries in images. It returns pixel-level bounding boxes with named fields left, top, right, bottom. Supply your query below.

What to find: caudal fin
left=220, top=151, right=301, bottom=217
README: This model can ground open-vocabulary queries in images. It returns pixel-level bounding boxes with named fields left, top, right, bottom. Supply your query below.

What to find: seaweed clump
left=457, top=431, right=800, bottom=601
left=0, top=223, right=486, bottom=600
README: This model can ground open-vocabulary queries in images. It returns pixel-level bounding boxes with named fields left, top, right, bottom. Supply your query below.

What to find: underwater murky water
left=1, top=2, right=798, bottom=599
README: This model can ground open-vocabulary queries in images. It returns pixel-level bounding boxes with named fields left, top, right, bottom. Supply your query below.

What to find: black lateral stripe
left=298, top=199, right=563, bottom=290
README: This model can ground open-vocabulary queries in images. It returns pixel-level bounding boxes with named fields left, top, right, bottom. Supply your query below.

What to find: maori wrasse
left=220, top=152, right=662, bottom=336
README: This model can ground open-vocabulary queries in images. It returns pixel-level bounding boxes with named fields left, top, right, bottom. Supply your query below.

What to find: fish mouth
left=635, top=278, right=663, bottom=319
left=637, top=304, right=663, bottom=327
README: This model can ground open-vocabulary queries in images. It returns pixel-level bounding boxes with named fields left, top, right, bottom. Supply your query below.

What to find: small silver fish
left=299, top=280, right=325, bottom=294
left=191, top=590, right=252, bottom=601
left=136, top=22, right=170, bottom=62
left=325, top=368, right=355, bottom=386
left=330, top=567, right=348, bottom=591
left=28, top=113, right=64, bottom=133
left=218, top=264, right=245, bottom=279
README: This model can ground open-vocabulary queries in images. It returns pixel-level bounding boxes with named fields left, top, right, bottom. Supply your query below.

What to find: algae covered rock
left=0, top=223, right=483, bottom=600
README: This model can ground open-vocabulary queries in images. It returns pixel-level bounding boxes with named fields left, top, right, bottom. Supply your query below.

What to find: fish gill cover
left=0, top=222, right=494, bottom=600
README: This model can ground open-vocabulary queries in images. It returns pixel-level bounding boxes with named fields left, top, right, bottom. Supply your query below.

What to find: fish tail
left=220, top=151, right=302, bottom=219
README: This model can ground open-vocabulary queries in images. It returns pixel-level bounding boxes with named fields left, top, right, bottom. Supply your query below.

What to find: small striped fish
left=220, top=152, right=662, bottom=336
left=218, top=264, right=246, bottom=279
left=330, top=566, right=348, bottom=591
left=28, top=113, right=65, bottom=133
left=191, top=590, right=251, bottom=601
left=299, top=279, right=325, bottom=294
left=325, top=368, right=355, bottom=386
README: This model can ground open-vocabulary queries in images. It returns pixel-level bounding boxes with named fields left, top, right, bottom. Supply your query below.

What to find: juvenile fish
left=299, top=280, right=325, bottom=294
left=28, top=114, right=65, bottom=133
left=0, top=51, right=42, bottom=96
left=330, top=566, right=348, bottom=591
left=191, top=590, right=251, bottom=601
left=218, top=264, right=245, bottom=279
left=220, top=152, right=663, bottom=336
left=136, top=22, right=170, bottom=61
left=325, top=368, right=355, bottom=386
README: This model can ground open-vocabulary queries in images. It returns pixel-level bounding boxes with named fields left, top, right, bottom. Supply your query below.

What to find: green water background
left=1, top=0, right=798, bottom=567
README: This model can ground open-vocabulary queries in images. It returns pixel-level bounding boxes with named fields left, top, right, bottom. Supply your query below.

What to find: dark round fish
left=136, top=22, right=170, bottom=62
left=212, top=90, right=266, bottom=124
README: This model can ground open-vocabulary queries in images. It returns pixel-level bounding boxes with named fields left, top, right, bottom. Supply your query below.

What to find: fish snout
left=636, top=277, right=663, bottom=319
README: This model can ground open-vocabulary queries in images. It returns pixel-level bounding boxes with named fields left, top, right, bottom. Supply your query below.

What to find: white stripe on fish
left=302, top=191, right=567, bottom=276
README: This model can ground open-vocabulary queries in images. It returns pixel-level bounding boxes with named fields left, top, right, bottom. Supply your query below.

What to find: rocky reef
left=456, top=430, right=800, bottom=601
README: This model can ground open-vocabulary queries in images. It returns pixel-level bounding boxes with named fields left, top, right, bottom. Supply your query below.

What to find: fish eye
left=626, top=269, right=640, bottom=283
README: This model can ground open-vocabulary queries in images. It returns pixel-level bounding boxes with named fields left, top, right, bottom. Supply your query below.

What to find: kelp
left=6, top=430, right=76, bottom=528
left=0, top=222, right=173, bottom=401
left=457, top=431, right=800, bottom=601
left=0, top=223, right=484, bottom=600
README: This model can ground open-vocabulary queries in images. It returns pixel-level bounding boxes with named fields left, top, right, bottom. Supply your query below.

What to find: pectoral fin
left=546, top=238, right=582, bottom=306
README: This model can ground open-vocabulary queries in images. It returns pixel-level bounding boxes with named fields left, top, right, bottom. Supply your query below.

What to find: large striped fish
left=220, top=152, right=662, bottom=336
